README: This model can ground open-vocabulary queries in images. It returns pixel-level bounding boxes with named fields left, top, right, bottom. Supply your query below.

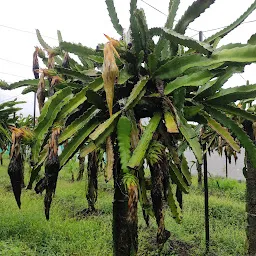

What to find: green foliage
left=55, top=67, right=94, bottom=82
left=248, top=33, right=256, bottom=45
left=211, top=43, right=256, bottom=62
left=57, top=30, right=63, bottom=43
left=0, top=100, right=25, bottom=149
left=59, top=41, right=97, bottom=57
left=147, top=53, right=157, bottom=74
left=146, top=140, right=165, bottom=166
left=150, top=27, right=213, bottom=55
left=118, top=68, right=132, bottom=85
left=130, top=3, right=142, bottom=54
left=36, top=29, right=52, bottom=50
left=0, top=124, right=11, bottom=142
left=59, top=119, right=99, bottom=168
left=128, top=112, right=162, bottom=169
left=117, top=116, right=132, bottom=174
left=211, top=105, right=256, bottom=122
left=178, top=114, right=202, bottom=164
left=89, top=111, right=121, bottom=141
left=123, top=173, right=139, bottom=190
left=206, top=83, right=256, bottom=104
left=0, top=80, right=9, bottom=89
left=206, top=106, right=256, bottom=168
left=82, top=121, right=119, bottom=159
left=0, top=99, right=25, bottom=110
left=55, top=82, right=84, bottom=90
left=27, top=146, right=48, bottom=187
left=165, top=0, right=180, bottom=29
left=88, top=77, right=104, bottom=91
left=36, top=30, right=63, bottom=66
left=184, top=106, right=203, bottom=120
left=174, top=0, right=215, bottom=34
left=80, top=142, right=97, bottom=158
left=86, top=90, right=105, bottom=110
left=181, top=154, right=191, bottom=186
left=167, top=184, right=182, bottom=223
left=59, top=107, right=100, bottom=144
left=22, top=85, right=37, bottom=94
left=201, top=112, right=240, bottom=152
left=195, top=67, right=241, bottom=99
left=169, top=159, right=189, bottom=193
left=31, top=88, right=72, bottom=163
left=172, top=88, right=185, bottom=111
left=124, top=77, right=148, bottom=110
left=0, top=79, right=40, bottom=90
left=0, top=107, right=22, bottom=117
left=155, top=44, right=256, bottom=79
left=134, top=9, right=149, bottom=52
left=205, top=1, right=256, bottom=44
left=164, top=70, right=213, bottom=95
left=130, top=0, right=137, bottom=15
left=55, top=78, right=102, bottom=122
left=105, top=0, right=123, bottom=36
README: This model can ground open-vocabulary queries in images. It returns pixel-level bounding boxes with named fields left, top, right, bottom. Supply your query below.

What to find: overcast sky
left=1, top=0, right=256, bottom=116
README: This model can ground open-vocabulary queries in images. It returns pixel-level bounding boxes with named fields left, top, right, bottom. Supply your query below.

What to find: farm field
left=0, top=155, right=247, bottom=256
left=2, top=0, right=256, bottom=255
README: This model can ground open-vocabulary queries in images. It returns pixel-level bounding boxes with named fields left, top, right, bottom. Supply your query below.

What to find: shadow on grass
left=74, top=208, right=106, bottom=219
left=139, top=226, right=195, bottom=256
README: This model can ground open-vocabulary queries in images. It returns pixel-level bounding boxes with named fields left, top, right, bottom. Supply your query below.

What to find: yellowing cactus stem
left=102, top=35, right=120, bottom=117
left=105, top=136, right=114, bottom=182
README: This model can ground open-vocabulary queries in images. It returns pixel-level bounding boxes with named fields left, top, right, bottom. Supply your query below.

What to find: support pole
left=225, top=153, right=228, bottom=178
left=199, top=31, right=203, bottom=43
left=203, top=143, right=210, bottom=253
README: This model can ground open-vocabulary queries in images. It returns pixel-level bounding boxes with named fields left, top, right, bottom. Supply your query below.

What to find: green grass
left=0, top=154, right=247, bottom=255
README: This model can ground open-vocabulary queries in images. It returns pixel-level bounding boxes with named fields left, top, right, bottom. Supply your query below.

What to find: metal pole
left=203, top=143, right=210, bottom=253
left=199, top=31, right=203, bottom=43
left=225, top=153, right=228, bottom=178
left=33, top=92, right=36, bottom=127
left=199, top=31, right=210, bottom=253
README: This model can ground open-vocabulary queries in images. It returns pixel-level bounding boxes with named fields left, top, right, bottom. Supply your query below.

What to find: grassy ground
left=0, top=154, right=247, bottom=255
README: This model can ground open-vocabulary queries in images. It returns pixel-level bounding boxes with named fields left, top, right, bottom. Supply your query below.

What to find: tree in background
left=0, top=99, right=25, bottom=165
